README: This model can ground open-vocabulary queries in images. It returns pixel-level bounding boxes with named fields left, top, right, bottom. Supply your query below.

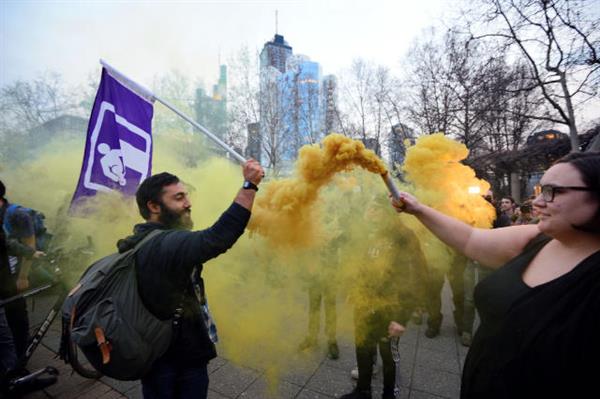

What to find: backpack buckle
left=94, top=327, right=112, bottom=365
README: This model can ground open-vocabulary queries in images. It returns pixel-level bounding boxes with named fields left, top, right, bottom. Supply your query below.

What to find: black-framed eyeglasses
left=540, top=185, right=593, bottom=202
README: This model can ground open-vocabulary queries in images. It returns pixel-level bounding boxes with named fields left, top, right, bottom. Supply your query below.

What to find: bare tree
left=151, top=70, right=196, bottom=135
left=339, top=58, right=374, bottom=141
left=403, top=32, right=455, bottom=136
left=0, top=71, right=78, bottom=132
left=227, top=46, right=261, bottom=151
left=471, top=0, right=600, bottom=151
left=259, top=67, right=286, bottom=174
left=337, top=59, right=403, bottom=156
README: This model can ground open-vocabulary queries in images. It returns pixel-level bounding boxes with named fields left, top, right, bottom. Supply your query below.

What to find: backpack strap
left=128, top=229, right=164, bottom=254
left=126, top=229, right=183, bottom=338
left=129, top=228, right=184, bottom=324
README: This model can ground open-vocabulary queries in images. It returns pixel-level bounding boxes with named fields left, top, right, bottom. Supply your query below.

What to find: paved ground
left=22, top=281, right=466, bottom=399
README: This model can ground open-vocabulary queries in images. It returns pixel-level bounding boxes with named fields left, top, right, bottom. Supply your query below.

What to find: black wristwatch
left=242, top=180, right=259, bottom=191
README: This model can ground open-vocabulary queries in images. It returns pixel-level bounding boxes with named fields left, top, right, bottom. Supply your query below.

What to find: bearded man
left=117, top=160, right=263, bottom=399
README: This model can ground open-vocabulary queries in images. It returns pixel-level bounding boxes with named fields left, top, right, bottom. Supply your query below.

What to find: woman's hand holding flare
left=390, top=191, right=422, bottom=215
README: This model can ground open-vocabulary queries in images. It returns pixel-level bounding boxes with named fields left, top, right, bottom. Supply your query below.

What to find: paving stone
left=418, top=330, right=458, bottom=354
left=101, top=377, right=139, bottom=394
left=207, top=389, right=232, bottom=399
left=295, top=389, right=334, bottom=398
left=398, top=325, right=419, bottom=346
left=415, top=347, right=460, bottom=374
left=280, top=358, right=321, bottom=386
left=124, top=385, right=143, bottom=399
left=77, top=383, right=114, bottom=399
left=208, top=357, right=228, bottom=374
left=305, top=364, right=354, bottom=398
left=411, top=366, right=460, bottom=399
left=322, top=342, right=356, bottom=371
left=410, top=388, right=448, bottom=399
left=209, top=362, right=260, bottom=398
left=98, top=389, right=127, bottom=398
left=239, top=376, right=302, bottom=398
left=397, top=342, right=417, bottom=363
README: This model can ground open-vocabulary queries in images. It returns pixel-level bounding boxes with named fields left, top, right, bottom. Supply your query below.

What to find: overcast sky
left=0, top=0, right=455, bottom=89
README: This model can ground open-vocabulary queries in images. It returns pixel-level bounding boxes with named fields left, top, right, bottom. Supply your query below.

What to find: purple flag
left=71, top=68, right=154, bottom=208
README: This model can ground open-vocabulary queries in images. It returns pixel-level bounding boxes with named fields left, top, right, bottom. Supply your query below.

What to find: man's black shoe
left=327, top=341, right=339, bottom=360
left=340, top=388, right=372, bottom=399
left=425, top=326, right=440, bottom=338
left=8, top=374, right=58, bottom=397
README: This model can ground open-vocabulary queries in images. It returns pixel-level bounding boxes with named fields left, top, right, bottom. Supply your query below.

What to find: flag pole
left=99, top=59, right=247, bottom=165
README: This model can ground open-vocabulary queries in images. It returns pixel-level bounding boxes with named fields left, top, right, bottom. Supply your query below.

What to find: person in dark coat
left=119, top=159, right=263, bottom=399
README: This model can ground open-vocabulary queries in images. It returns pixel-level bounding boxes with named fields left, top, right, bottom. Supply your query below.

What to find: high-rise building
left=321, top=75, right=338, bottom=135
left=260, top=34, right=293, bottom=73
left=195, top=65, right=228, bottom=142
left=389, top=123, right=415, bottom=174
left=246, top=122, right=261, bottom=162
left=280, top=55, right=322, bottom=158
left=258, top=33, right=337, bottom=170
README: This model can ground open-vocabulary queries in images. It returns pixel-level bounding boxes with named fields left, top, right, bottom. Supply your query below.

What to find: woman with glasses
left=389, top=152, right=600, bottom=399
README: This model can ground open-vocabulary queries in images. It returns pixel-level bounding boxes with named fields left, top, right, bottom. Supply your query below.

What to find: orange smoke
left=248, top=133, right=387, bottom=247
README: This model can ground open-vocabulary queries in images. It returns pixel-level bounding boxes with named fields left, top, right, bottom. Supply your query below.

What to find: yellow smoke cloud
left=1, top=129, right=494, bottom=395
left=248, top=133, right=387, bottom=248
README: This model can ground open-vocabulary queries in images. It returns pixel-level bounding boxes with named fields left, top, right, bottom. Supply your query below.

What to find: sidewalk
left=23, top=281, right=465, bottom=399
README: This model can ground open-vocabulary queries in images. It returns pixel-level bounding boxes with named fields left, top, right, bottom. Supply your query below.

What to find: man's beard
left=158, top=203, right=193, bottom=230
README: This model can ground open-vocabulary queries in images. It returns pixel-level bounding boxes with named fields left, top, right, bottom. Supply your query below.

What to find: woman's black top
left=462, top=234, right=600, bottom=399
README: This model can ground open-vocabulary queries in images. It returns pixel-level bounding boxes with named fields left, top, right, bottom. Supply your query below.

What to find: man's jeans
left=141, top=357, right=208, bottom=399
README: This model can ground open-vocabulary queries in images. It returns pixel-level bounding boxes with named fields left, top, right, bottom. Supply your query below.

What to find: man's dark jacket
left=116, top=202, right=250, bottom=366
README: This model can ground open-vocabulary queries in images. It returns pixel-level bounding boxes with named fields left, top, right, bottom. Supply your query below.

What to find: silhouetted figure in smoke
left=423, top=251, right=466, bottom=339
left=341, top=200, right=428, bottom=399
left=298, top=247, right=340, bottom=359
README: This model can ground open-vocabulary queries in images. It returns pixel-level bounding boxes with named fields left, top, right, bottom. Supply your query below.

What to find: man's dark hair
left=555, top=151, right=600, bottom=233
left=501, top=196, right=516, bottom=205
left=0, top=179, right=5, bottom=200
left=136, top=172, right=180, bottom=219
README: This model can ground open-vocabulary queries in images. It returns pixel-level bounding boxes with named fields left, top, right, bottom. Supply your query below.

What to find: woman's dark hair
left=554, top=151, right=600, bottom=233
left=0, top=180, right=5, bottom=200
left=135, top=172, right=180, bottom=219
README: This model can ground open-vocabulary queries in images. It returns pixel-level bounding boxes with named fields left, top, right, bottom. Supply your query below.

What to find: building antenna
left=275, top=9, right=278, bottom=34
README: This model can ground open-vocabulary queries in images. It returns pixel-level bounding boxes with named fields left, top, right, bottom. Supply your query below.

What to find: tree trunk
left=558, top=72, right=580, bottom=152
left=510, top=171, right=521, bottom=203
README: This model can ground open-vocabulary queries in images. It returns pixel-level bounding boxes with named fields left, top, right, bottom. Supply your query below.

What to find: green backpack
left=61, top=230, right=181, bottom=380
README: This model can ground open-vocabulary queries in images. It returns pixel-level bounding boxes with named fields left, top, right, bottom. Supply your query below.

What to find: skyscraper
left=321, top=75, right=338, bottom=135
left=195, top=65, right=228, bottom=141
left=260, top=34, right=293, bottom=73
left=389, top=123, right=415, bottom=174
left=258, top=33, right=336, bottom=171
